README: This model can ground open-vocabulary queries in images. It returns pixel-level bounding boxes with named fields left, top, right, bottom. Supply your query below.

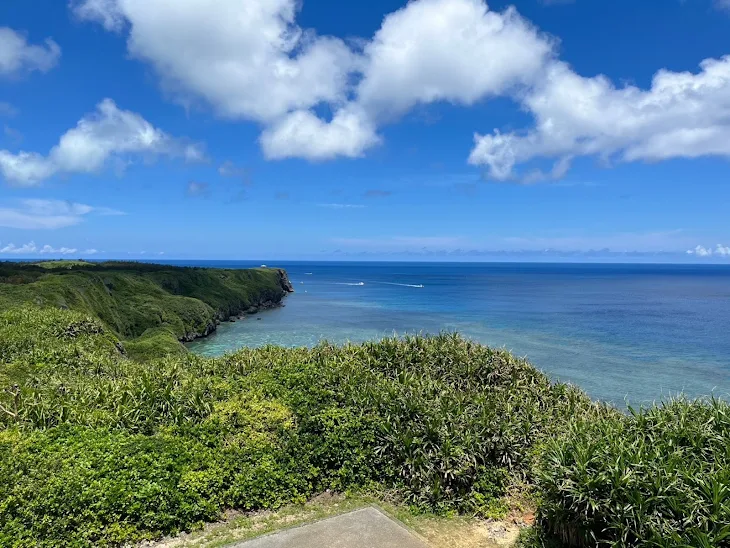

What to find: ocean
left=178, top=261, right=730, bottom=406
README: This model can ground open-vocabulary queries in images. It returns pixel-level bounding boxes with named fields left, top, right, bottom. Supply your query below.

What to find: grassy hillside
left=0, top=261, right=292, bottom=360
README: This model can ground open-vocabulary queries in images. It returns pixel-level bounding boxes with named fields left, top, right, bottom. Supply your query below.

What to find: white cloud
left=716, top=0, right=730, bottom=13
left=71, top=0, right=126, bottom=32
left=0, top=241, right=97, bottom=256
left=0, top=199, right=124, bottom=229
left=261, top=0, right=551, bottom=160
left=261, top=107, right=380, bottom=160
left=72, top=0, right=552, bottom=161
left=687, top=244, right=730, bottom=257
left=470, top=56, right=730, bottom=179
left=0, top=99, right=202, bottom=185
left=71, top=0, right=356, bottom=122
left=72, top=0, right=730, bottom=173
left=0, top=27, right=60, bottom=77
left=0, top=241, right=37, bottom=254
left=40, top=245, right=78, bottom=255
left=357, top=2, right=552, bottom=122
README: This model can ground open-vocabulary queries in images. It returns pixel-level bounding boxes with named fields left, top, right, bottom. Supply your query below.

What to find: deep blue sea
left=176, top=261, right=729, bottom=406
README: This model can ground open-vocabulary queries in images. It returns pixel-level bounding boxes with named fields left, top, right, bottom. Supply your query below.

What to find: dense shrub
left=3, top=300, right=726, bottom=547
left=0, top=306, right=600, bottom=546
left=534, top=398, right=730, bottom=547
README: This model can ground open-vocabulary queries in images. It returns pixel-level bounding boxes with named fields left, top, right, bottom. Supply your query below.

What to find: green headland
left=0, top=261, right=727, bottom=547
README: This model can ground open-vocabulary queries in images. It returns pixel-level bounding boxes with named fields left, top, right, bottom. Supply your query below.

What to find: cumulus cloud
left=260, top=108, right=380, bottom=160
left=71, top=0, right=730, bottom=175
left=0, top=199, right=124, bottom=229
left=72, top=0, right=551, bottom=161
left=686, top=244, right=730, bottom=257
left=469, top=56, right=730, bottom=180
left=357, top=2, right=551, bottom=122
left=0, top=241, right=37, bottom=254
left=0, top=99, right=203, bottom=185
left=0, top=27, right=60, bottom=77
left=40, top=245, right=78, bottom=255
left=0, top=241, right=98, bottom=256
left=71, top=0, right=356, bottom=122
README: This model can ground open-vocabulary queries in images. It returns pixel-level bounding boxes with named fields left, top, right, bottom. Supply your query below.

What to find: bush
left=534, top=398, right=730, bottom=547
left=0, top=307, right=600, bottom=545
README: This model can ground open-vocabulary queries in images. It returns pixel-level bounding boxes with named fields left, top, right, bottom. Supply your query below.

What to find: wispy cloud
left=363, top=189, right=392, bottom=198
left=332, top=236, right=464, bottom=249
left=3, top=125, right=23, bottom=144
left=500, top=230, right=690, bottom=253
left=330, top=230, right=695, bottom=255
left=186, top=180, right=210, bottom=198
left=0, top=27, right=60, bottom=77
left=715, top=0, right=730, bottom=13
left=0, top=102, right=17, bottom=117
left=0, top=199, right=125, bottom=229
left=317, top=203, right=365, bottom=209
left=218, top=161, right=251, bottom=183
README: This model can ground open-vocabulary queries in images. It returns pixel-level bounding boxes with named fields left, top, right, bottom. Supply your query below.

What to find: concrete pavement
left=228, top=506, right=430, bottom=548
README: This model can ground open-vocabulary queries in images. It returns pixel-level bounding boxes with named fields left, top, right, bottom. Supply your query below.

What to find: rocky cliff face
left=275, top=268, right=295, bottom=293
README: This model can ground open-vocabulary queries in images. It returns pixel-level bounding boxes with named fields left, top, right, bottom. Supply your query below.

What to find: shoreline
left=179, top=267, right=295, bottom=343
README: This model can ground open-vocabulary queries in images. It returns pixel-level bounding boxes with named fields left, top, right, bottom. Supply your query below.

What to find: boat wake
left=335, top=282, right=366, bottom=286
left=377, top=281, right=425, bottom=288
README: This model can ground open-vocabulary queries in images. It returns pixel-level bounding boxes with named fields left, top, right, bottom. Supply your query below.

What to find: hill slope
left=0, top=261, right=293, bottom=359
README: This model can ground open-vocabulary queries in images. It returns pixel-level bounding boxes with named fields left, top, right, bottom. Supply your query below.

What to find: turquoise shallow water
left=180, top=261, right=730, bottom=405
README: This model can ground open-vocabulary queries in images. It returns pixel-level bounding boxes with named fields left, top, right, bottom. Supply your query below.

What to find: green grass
left=0, top=261, right=291, bottom=359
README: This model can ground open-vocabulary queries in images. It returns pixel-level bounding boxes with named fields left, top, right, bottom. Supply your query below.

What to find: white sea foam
left=376, top=281, right=424, bottom=288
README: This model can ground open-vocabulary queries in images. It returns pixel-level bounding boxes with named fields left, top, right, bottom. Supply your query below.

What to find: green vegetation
left=528, top=398, right=730, bottom=547
left=0, top=304, right=597, bottom=546
left=0, top=261, right=291, bottom=360
left=0, top=262, right=727, bottom=547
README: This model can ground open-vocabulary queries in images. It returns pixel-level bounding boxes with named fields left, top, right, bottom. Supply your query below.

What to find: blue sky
left=0, top=0, right=729, bottom=261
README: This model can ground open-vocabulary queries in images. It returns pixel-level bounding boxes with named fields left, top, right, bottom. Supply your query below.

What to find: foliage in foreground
left=533, top=398, right=730, bottom=547
left=0, top=306, right=598, bottom=546
left=2, top=302, right=728, bottom=547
